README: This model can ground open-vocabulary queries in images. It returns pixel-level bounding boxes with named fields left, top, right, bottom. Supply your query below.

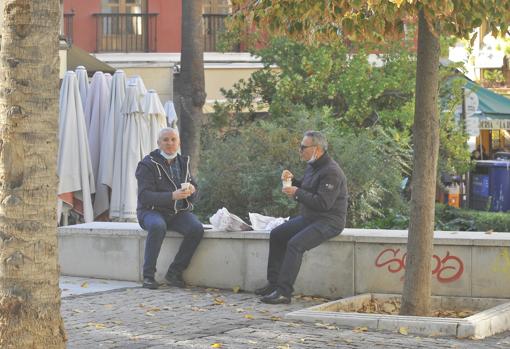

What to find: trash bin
left=469, top=160, right=510, bottom=212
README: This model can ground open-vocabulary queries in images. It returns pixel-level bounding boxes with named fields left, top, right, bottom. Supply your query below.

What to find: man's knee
left=145, top=219, right=167, bottom=236
left=189, top=224, right=204, bottom=240
left=270, top=224, right=288, bottom=241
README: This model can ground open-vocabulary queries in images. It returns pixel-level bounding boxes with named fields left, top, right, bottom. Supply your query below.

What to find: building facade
left=64, top=0, right=233, bottom=54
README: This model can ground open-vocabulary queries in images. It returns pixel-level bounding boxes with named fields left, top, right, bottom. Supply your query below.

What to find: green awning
left=66, top=45, right=115, bottom=75
left=465, top=80, right=510, bottom=120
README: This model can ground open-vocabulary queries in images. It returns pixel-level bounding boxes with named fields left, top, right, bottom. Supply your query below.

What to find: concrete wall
left=58, top=223, right=510, bottom=298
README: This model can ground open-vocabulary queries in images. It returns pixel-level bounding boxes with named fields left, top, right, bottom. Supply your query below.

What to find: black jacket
left=135, top=149, right=197, bottom=220
left=293, top=152, right=348, bottom=228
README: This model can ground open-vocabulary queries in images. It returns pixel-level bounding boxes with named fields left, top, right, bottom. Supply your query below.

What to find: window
left=203, top=0, right=238, bottom=51
left=96, top=0, right=156, bottom=52
left=101, top=0, right=146, bottom=14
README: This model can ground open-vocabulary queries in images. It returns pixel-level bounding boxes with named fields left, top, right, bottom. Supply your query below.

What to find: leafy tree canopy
left=231, top=0, right=510, bottom=44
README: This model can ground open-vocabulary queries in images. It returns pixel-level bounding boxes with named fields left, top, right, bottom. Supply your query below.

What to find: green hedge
left=435, top=204, right=510, bottom=232
left=363, top=204, right=510, bottom=232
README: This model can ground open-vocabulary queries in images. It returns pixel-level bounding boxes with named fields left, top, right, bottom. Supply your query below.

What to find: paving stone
left=62, top=285, right=510, bottom=348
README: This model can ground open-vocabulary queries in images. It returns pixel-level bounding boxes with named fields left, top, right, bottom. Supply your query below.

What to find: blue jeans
left=140, top=211, right=204, bottom=279
left=267, top=215, right=341, bottom=296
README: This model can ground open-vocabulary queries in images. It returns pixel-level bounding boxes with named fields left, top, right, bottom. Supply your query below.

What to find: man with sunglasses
left=256, top=130, right=348, bottom=304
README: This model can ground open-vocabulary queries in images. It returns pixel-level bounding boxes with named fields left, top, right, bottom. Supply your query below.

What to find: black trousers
left=267, top=215, right=341, bottom=296
left=140, top=211, right=204, bottom=279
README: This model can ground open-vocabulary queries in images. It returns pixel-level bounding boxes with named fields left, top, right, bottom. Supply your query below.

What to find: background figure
left=256, top=130, right=348, bottom=304
left=136, top=128, right=203, bottom=289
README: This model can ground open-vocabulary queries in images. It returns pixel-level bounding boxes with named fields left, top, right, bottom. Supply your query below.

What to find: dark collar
left=310, top=151, right=329, bottom=168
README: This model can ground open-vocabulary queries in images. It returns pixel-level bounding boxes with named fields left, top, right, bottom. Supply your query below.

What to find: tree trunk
left=400, top=9, right=440, bottom=316
left=0, top=1, right=66, bottom=347
left=178, top=0, right=206, bottom=174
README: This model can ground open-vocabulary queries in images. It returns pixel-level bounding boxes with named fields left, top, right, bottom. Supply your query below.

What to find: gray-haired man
left=256, top=130, right=348, bottom=304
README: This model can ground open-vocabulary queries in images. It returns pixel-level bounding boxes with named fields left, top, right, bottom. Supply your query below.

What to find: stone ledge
left=58, top=222, right=510, bottom=298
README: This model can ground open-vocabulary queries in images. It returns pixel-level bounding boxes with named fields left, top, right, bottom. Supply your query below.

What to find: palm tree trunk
left=400, top=9, right=440, bottom=316
left=178, top=0, right=206, bottom=174
left=0, top=1, right=66, bottom=346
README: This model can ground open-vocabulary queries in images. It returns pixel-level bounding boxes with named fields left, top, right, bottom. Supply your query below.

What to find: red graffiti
left=375, top=248, right=464, bottom=283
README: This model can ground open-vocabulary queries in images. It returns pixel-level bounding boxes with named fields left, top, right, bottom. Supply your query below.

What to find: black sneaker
left=254, top=283, right=277, bottom=296
left=142, top=277, right=160, bottom=290
left=260, top=289, right=291, bottom=304
left=165, top=272, right=185, bottom=288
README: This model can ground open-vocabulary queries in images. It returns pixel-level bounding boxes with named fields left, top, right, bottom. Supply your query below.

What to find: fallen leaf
left=214, top=297, right=225, bottom=305
left=80, top=282, right=89, bottom=288
left=270, top=316, right=282, bottom=321
left=147, top=307, right=161, bottom=312
left=191, top=306, right=207, bottom=312
left=211, top=343, right=222, bottom=348
left=315, top=322, right=337, bottom=330
left=236, top=308, right=245, bottom=313
left=247, top=340, right=257, bottom=344
left=399, top=327, right=408, bottom=335
left=72, top=309, right=83, bottom=313
left=145, top=312, right=155, bottom=317
left=244, top=314, right=254, bottom=319
left=232, top=286, right=241, bottom=293
left=103, top=304, right=113, bottom=309
left=88, top=322, right=106, bottom=329
left=353, top=326, right=368, bottom=333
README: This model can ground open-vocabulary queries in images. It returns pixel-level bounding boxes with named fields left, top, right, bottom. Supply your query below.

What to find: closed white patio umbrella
left=75, top=66, right=89, bottom=113
left=99, top=70, right=127, bottom=191
left=141, top=89, right=167, bottom=156
left=164, top=100, right=178, bottom=128
left=110, top=82, right=144, bottom=221
left=57, top=71, right=95, bottom=223
left=84, top=71, right=111, bottom=218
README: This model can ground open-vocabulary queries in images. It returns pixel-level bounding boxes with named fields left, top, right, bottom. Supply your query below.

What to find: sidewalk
left=61, top=277, right=510, bottom=348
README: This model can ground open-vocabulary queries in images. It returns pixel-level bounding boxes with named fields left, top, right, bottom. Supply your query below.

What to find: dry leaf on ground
left=353, top=326, right=368, bottom=333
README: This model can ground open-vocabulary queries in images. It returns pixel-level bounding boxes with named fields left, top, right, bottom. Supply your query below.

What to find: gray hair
left=158, top=127, right=179, bottom=140
left=304, top=130, right=328, bottom=151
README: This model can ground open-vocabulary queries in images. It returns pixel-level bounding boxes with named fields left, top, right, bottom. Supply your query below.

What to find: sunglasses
left=299, top=144, right=315, bottom=151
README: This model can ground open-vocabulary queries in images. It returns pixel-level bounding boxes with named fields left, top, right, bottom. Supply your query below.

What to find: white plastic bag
left=209, top=207, right=251, bottom=231
left=249, top=212, right=288, bottom=231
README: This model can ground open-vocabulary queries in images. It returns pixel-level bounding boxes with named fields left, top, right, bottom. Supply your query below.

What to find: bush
left=435, top=204, right=510, bottom=232
left=360, top=203, right=510, bottom=232
left=196, top=108, right=410, bottom=227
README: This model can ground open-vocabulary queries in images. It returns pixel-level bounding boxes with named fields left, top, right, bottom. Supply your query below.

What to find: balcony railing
left=203, top=13, right=240, bottom=52
left=93, top=13, right=158, bottom=53
left=64, top=12, right=75, bottom=45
